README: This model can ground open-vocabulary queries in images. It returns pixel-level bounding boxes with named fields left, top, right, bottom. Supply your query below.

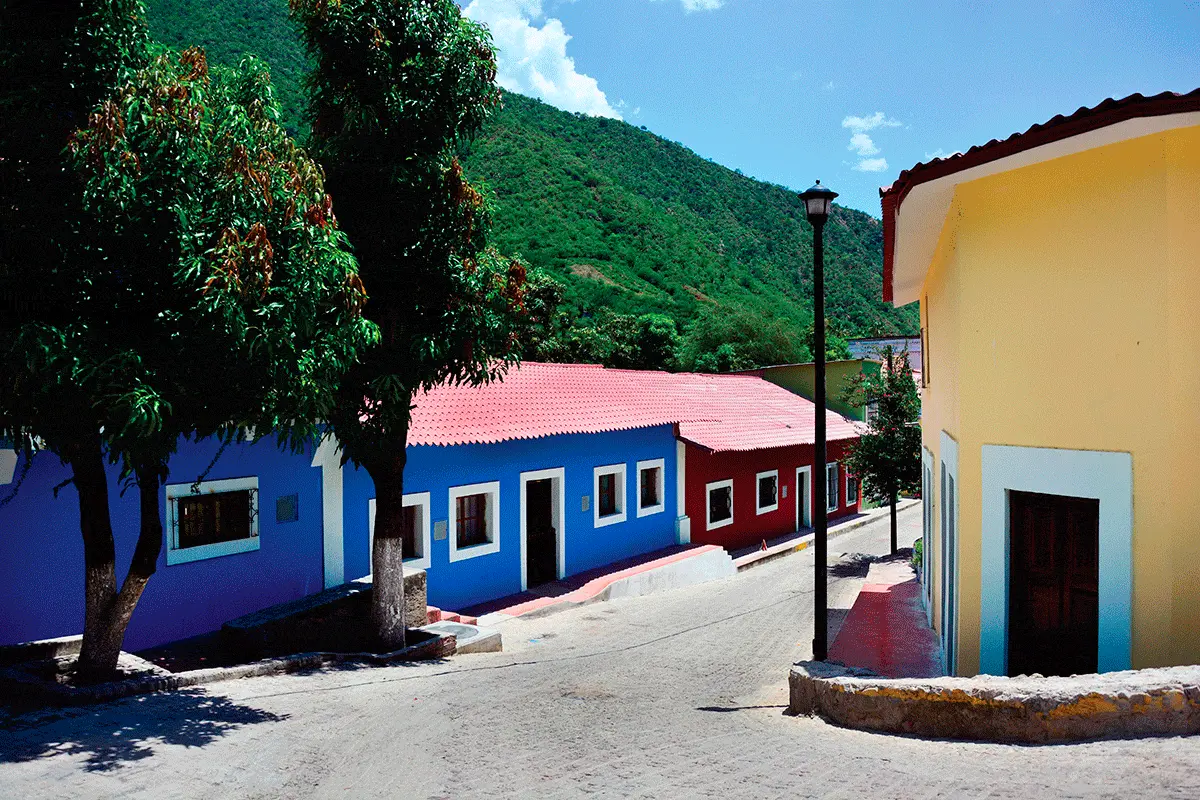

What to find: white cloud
left=842, top=111, right=900, bottom=173
left=841, top=111, right=902, bottom=134
left=652, top=0, right=724, bottom=11
left=464, top=0, right=620, bottom=119
left=848, top=132, right=880, bottom=157
left=853, top=157, right=889, bottom=172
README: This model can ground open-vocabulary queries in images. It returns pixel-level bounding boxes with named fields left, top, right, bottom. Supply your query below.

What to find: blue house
left=0, top=363, right=689, bottom=650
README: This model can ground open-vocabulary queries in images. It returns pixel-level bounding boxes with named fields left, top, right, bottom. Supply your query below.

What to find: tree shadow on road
left=0, top=689, right=286, bottom=772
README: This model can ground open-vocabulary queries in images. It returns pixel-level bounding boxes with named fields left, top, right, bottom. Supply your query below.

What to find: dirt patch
left=683, top=285, right=715, bottom=303
left=569, top=263, right=619, bottom=286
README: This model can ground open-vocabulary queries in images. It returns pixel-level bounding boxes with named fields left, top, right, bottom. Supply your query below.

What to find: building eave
left=880, top=89, right=1200, bottom=307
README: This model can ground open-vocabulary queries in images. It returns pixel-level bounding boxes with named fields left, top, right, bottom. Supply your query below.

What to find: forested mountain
left=145, top=0, right=917, bottom=365
left=465, top=92, right=914, bottom=337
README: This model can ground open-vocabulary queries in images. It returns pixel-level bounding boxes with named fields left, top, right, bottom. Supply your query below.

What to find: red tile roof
left=879, top=89, right=1200, bottom=303
left=409, top=362, right=859, bottom=452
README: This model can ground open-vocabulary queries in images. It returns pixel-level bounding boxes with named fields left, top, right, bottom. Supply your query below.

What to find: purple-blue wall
left=0, top=438, right=326, bottom=651
left=1, top=424, right=681, bottom=651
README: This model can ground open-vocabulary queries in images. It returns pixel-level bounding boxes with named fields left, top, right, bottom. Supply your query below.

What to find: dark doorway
left=526, top=478, right=557, bottom=588
left=1008, top=490, right=1099, bottom=677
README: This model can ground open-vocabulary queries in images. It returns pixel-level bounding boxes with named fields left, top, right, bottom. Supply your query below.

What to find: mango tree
left=291, top=0, right=534, bottom=648
left=0, top=1, right=375, bottom=675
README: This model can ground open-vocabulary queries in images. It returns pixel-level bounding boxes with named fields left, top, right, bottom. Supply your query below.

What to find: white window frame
left=165, top=476, right=260, bottom=565
left=826, top=462, right=840, bottom=512
left=846, top=473, right=859, bottom=505
left=593, top=464, right=627, bottom=527
left=706, top=478, right=734, bottom=531
left=448, top=481, right=501, bottom=563
left=755, top=469, right=779, bottom=515
left=636, top=459, right=666, bottom=518
left=368, top=491, right=432, bottom=572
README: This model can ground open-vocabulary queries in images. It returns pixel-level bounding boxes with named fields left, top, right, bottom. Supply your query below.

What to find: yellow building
left=881, top=90, right=1200, bottom=676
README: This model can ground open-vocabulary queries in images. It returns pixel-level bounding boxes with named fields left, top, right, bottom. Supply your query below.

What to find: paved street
left=2, top=506, right=1199, bottom=799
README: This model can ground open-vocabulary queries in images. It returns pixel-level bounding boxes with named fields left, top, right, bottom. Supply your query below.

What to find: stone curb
left=788, top=661, right=1200, bottom=742
left=1, top=632, right=456, bottom=709
left=734, top=499, right=920, bottom=572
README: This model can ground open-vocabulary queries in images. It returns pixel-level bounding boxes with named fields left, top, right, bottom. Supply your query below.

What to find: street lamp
left=799, top=179, right=837, bottom=662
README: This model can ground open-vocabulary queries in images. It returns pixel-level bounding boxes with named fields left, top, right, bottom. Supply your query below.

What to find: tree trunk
left=365, top=436, right=408, bottom=652
left=72, top=444, right=165, bottom=678
left=70, top=437, right=119, bottom=677
left=890, top=492, right=898, bottom=555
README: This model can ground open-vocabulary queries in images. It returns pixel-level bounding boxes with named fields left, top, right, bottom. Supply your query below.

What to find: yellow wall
left=920, top=123, right=1200, bottom=674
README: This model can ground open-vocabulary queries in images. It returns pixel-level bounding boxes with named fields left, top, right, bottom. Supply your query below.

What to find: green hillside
left=464, top=92, right=914, bottom=337
left=144, top=0, right=917, bottom=354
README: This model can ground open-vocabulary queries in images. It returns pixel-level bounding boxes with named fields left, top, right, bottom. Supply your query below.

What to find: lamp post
left=799, top=179, right=837, bottom=662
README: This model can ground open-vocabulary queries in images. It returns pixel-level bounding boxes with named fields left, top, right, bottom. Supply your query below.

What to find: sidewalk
left=730, top=498, right=920, bottom=571
left=827, top=556, right=943, bottom=678
left=461, top=544, right=736, bottom=624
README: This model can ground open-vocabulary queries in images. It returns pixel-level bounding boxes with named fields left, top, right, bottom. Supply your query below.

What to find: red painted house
left=665, top=372, right=863, bottom=551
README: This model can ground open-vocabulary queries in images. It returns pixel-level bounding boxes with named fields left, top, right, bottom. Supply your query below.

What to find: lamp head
left=799, top=180, right=838, bottom=225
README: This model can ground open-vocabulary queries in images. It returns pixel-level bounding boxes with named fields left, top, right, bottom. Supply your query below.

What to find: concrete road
left=3, top=506, right=1198, bottom=799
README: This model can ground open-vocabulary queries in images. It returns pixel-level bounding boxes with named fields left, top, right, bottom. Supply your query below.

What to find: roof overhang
left=880, top=91, right=1200, bottom=307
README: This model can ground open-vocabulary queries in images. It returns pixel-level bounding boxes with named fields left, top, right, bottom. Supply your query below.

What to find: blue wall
left=0, top=438, right=326, bottom=651
left=1, top=424, right=680, bottom=650
left=342, top=425, right=680, bottom=611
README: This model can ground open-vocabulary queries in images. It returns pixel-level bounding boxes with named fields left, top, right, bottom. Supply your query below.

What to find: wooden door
left=526, top=479, right=557, bottom=588
left=1008, top=490, right=1099, bottom=677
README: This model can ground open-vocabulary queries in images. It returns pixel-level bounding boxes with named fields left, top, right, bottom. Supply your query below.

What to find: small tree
left=1, top=2, right=374, bottom=675
left=841, top=346, right=921, bottom=554
left=292, top=0, right=534, bottom=649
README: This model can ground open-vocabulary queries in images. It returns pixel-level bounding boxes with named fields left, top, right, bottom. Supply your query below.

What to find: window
left=706, top=479, right=734, bottom=530
left=448, top=482, right=500, bottom=562
left=826, top=463, right=839, bottom=512
left=369, top=492, right=431, bottom=570
left=865, top=401, right=880, bottom=428
left=593, top=464, right=627, bottom=527
left=166, top=476, right=259, bottom=565
left=846, top=475, right=859, bottom=505
left=921, top=296, right=930, bottom=387
left=457, top=494, right=488, bottom=547
left=636, top=459, right=665, bottom=517
left=756, top=470, right=779, bottom=514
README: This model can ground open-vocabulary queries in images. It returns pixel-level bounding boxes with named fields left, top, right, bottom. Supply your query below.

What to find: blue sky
left=463, top=0, right=1200, bottom=215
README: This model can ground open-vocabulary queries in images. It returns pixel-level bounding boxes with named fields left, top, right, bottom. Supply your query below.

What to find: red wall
left=685, top=438, right=859, bottom=551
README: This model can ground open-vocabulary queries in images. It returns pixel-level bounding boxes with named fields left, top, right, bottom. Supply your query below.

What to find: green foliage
left=532, top=308, right=680, bottom=371
left=291, top=0, right=534, bottom=468
left=912, top=536, right=923, bottom=573
left=678, top=306, right=811, bottom=373
left=146, top=0, right=311, bottom=135
left=806, top=320, right=853, bottom=361
left=61, top=45, right=374, bottom=475
left=1, top=0, right=373, bottom=673
left=842, top=346, right=922, bottom=504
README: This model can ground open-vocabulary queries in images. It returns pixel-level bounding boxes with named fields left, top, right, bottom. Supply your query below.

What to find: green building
left=736, top=359, right=882, bottom=422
